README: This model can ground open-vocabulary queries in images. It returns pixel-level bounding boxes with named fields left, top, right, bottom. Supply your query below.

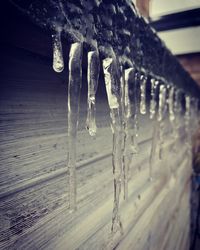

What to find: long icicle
left=86, top=50, right=100, bottom=136
left=184, top=95, right=191, bottom=155
left=103, top=57, right=123, bottom=243
left=52, top=28, right=64, bottom=73
left=150, top=79, right=159, bottom=120
left=173, top=89, right=180, bottom=144
left=68, top=43, right=83, bottom=211
left=132, top=71, right=140, bottom=153
left=168, top=86, right=175, bottom=122
left=149, top=79, right=159, bottom=180
left=120, top=67, right=126, bottom=200
left=122, top=67, right=136, bottom=199
left=168, top=86, right=178, bottom=152
left=158, top=84, right=167, bottom=160
left=140, top=74, right=147, bottom=115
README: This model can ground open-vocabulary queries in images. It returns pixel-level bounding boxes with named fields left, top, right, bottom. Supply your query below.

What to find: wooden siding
left=0, top=3, right=192, bottom=250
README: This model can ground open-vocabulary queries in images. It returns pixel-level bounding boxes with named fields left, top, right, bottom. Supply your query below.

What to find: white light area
left=150, top=0, right=200, bottom=17
left=158, top=26, right=200, bottom=55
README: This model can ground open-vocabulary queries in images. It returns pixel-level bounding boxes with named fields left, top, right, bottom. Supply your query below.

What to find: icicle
left=103, top=57, right=123, bottom=237
left=149, top=120, right=159, bottom=180
left=120, top=67, right=127, bottom=200
left=67, top=43, right=83, bottom=211
left=170, top=88, right=180, bottom=153
left=140, top=74, right=147, bottom=115
left=150, top=79, right=159, bottom=120
left=52, top=28, right=64, bottom=73
left=124, top=69, right=133, bottom=119
left=86, top=50, right=100, bottom=136
left=131, top=71, right=140, bottom=153
left=185, top=95, right=191, bottom=128
left=149, top=79, right=160, bottom=180
left=184, top=95, right=191, bottom=154
left=174, top=89, right=182, bottom=133
left=120, top=67, right=131, bottom=201
left=158, top=85, right=167, bottom=160
left=168, top=86, right=175, bottom=122
left=168, top=86, right=177, bottom=148
left=191, top=98, right=199, bottom=132
left=122, top=67, right=138, bottom=199
left=194, top=99, right=199, bottom=130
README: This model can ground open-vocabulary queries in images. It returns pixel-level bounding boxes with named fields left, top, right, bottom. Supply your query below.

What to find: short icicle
left=86, top=50, right=100, bottom=136
left=52, top=28, right=64, bottom=73
left=68, top=43, right=83, bottom=211
left=103, top=56, right=123, bottom=245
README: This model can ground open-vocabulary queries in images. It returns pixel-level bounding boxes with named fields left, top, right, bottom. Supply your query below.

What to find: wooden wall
left=0, top=3, right=192, bottom=250
left=178, top=53, right=200, bottom=88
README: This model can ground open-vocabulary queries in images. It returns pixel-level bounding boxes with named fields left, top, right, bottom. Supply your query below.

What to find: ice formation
left=184, top=95, right=191, bottom=153
left=131, top=71, right=140, bottom=153
left=52, top=28, right=64, bottom=73
left=86, top=50, right=100, bottom=136
left=150, top=79, right=159, bottom=120
left=103, top=57, right=123, bottom=237
left=140, top=74, right=147, bottom=115
left=67, top=43, right=83, bottom=211
left=158, top=85, right=167, bottom=160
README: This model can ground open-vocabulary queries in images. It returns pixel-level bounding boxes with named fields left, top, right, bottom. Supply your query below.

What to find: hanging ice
left=120, top=68, right=127, bottom=200
left=124, top=69, right=133, bottom=119
left=168, top=86, right=175, bottom=122
left=67, top=43, right=83, bottom=211
left=131, top=71, right=140, bottom=153
left=184, top=95, right=191, bottom=153
left=174, top=89, right=182, bottom=134
left=149, top=79, right=160, bottom=179
left=103, top=57, right=123, bottom=236
left=158, top=85, right=167, bottom=159
left=86, top=50, right=100, bottom=136
left=150, top=79, right=159, bottom=120
left=140, top=74, right=147, bottom=115
left=170, top=88, right=180, bottom=152
left=194, top=99, right=199, bottom=130
left=149, top=121, right=159, bottom=180
left=122, top=67, right=137, bottom=199
left=52, top=28, right=64, bottom=73
left=185, top=95, right=191, bottom=128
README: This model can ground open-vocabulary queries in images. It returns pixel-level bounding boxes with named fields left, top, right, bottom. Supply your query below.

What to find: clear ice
left=86, top=50, right=100, bottom=136
left=170, top=88, right=180, bottom=152
left=122, top=67, right=137, bottom=199
left=168, top=86, right=179, bottom=152
left=131, top=71, right=140, bottom=153
left=149, top=79, right=159, bottom=179
left=157, top=85, right=167, bottom=160
left=184, top=95, right=191, bottom=153
left=168, top=86, right=175, bottom=122
left=150, top=79, right=159, bottom=120
left=67, top=43, right=83, bottom=211
left=52, top=28, right=64, bottom=73
left=140, top=74, right=147, bottom=115
left=103, top=57, right=123, bottom=237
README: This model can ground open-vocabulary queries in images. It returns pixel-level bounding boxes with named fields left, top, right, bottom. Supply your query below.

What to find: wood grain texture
left=0, top=6, right=192, bottom=249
